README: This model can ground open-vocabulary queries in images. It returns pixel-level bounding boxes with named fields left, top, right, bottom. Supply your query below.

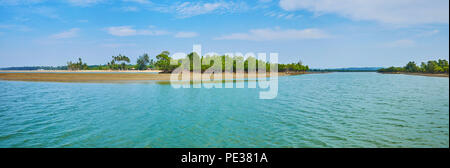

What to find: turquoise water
left=0, top=72, right=448, bottom=147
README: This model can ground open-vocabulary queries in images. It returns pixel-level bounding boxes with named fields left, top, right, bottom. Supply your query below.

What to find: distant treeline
left=67, top=58, right=88, bottom=70
left=64, top=51, right=309, bottom=73
left=378, top=59, right=449, bottom=74
left=0, top=66, right=67, bottom=70
left=1, top=51, right=310, bottom=72
left=309, top=67, right=382, bottom=72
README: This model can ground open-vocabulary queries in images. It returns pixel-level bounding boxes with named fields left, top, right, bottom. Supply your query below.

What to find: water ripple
left=0, top=73, right=448, bottom=147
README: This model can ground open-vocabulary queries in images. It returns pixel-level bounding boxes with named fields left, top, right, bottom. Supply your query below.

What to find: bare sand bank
left=379, top=72, right=449, bottom=77
left=0, top=70, right=163, bottom=73
left=0, top=71, right=314, bottom=83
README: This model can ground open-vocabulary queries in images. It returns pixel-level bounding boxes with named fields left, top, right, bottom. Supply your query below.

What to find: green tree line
left=378, top=59, right=449, bottom=74
left=157, top=51, right=309, bottom=73
left=67, top=58, right=88, bottom=70
left=67, top=51, right=309, bottom=72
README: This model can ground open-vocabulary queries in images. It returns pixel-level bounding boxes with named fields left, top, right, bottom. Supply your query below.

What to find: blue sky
left=0, top=0, right=448, bottom=68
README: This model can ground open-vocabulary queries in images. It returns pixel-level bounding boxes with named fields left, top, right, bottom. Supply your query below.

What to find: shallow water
left=0, top=72, right=448, bottom=147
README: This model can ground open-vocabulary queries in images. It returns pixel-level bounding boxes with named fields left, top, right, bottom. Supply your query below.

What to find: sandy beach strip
left=0, top=71, right=312, bottom=83
left=0, top=70, right=163, bottom=73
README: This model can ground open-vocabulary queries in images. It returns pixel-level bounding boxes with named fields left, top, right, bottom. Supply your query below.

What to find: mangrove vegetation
left=378, top=59, right=449, bottom=74
left=62, top=51, right=309, bottom=73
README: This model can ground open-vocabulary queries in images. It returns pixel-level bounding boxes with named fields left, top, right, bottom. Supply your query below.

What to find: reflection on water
left=0, top=72, right=448, bottom=147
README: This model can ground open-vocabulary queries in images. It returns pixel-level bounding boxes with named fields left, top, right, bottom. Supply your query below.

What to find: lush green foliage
left=155, top=51, right=175, bottom=72
left=67, top=58, right=88, bottom=70
left=64, top=51, right=309, bottom=72
left=308, top=67, right=381, bottom=72
left=107, top=54, right=131, bottom=70
left=378, top=59, right=449, bottom=74
left=278, top=61, right=309, bottom=72
left=167, top=52, right=309, bottom=73
left=136, top=54, right=150, bottom=70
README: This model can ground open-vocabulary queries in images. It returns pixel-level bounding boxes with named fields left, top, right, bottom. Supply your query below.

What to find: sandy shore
left=0, top=71, right=314, bottom=83
left=0, top=70, right=163, bottom=73
left=378, top=72, right=449, bottom=77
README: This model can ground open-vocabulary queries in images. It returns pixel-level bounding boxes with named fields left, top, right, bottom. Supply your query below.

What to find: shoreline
left=378, top=72, right=449, bottom=77
left=0, top=70, right=163, bottom=73
left=0, top=71, right=320, bottom=83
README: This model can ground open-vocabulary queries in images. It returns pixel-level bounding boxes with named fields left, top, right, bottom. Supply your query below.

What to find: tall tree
left=155, top=51, right=171, bottom=72
left=67, top=57, right=88, bottom=70
left=136, top=53, right=150, bottom=70
left=109, top=54, right=130, bottom=70
left=404, top=61, right=419, bottom=72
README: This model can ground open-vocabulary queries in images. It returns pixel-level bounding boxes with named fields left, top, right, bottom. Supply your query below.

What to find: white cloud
left=385, top=39, right=416, bottom=48
left=284, top=14, right=294, bottom=19
left=106, top=26, right=136, bottom=36
left=215, top=28, right=328, bottom=41
left=264, top=11, right=301, bottom=20
left=14, top=16, right=31, bottom=22
left=1, top=0, right=105, bottom=6
left=153, top=1, right=248, bottom=18
left=0, top=0, right=43, bottom=5
left=138, top=29, right=170, bottom=36
left=279, top=0, right=449, bottom=25
left=33, top=7, right=60, bottom=19
left=66, top=0, right=104, bottom=6
left=0, top=24, right=32, bottom=31
left=101, top=43, right=137, bottom=48
left=416, top=29, right=439, bottom=37
left=174, top=31, right=198, bottom=38
left=176, top=2, right=226, bottom=17
left=122, top=6, right=139, bottom=12
left=122, top=0, right=150, bottom=4
left=106, top=26, right=169, bottom=36
left=51, top=28, right=80, bottom=39
left=259, top=0, right=272, bottom=3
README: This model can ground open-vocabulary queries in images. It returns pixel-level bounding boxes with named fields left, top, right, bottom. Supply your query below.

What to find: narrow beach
left=0, top=71, right=313, bottom=83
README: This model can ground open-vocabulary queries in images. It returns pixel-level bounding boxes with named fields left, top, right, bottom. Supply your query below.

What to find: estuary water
left=0, top=72, right=448, bottom=147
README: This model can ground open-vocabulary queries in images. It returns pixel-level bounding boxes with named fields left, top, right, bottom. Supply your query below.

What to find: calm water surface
left=0, top=72, right=448, bottom=147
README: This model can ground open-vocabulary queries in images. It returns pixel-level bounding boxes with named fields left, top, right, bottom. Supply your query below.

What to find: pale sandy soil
left=0, top=70, right=163, bottom=73
left=0, top=71, right=314, bottom=83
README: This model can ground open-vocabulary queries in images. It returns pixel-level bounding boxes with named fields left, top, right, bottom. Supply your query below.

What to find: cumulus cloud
left=279, top=0, right=449, bottom=25
left=51, top=28, right=80, bottom=39
left=215, top=28, right=328, bottom=41
left=174, top=31, right=198, bottom=38
left=106, top=26, right=169, bottom=36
